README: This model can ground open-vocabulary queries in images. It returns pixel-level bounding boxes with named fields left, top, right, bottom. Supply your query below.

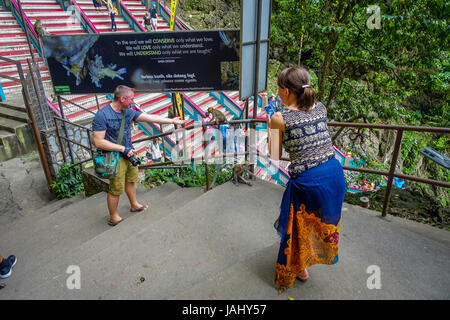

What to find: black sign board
left=42, top=30, right=240, bottom=94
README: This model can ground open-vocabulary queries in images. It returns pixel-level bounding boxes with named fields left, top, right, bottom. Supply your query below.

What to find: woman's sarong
left=275, top=158, right=346, bottom=292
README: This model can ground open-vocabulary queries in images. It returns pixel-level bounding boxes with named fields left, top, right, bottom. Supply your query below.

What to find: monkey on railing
left=207, top=107, right=228, bottom=125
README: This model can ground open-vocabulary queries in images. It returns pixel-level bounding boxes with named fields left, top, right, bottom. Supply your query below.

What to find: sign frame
left=239, top=0, right=272, bottom=101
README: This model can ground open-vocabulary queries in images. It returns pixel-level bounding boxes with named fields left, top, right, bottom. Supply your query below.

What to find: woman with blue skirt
left=267, top=67, right=346, bottom=293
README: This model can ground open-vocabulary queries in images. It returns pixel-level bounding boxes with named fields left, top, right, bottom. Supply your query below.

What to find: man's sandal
left=130, top=205, right=148, bottom=212
left=107, top=218, right=124, bottom=226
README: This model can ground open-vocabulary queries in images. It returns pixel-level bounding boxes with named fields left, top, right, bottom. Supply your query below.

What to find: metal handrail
left=135, top=119, right=449, bottom=215
left=0, top=56, right=23, bottom=88
left=119, top=0, right=146, bottom=32
left=10, top=0, right=42, bottom=57
left=59, top=96, right=97, bottom=116
left=57, top=0, right=100, bottom=34
left=52, top=112, right=449, bottom=216
left=53, top=116, right=95, bottom=164
left=326, top=121, right=450, bottom=216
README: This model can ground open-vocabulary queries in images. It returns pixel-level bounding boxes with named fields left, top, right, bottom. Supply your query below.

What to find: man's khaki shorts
left=109, top=157, right=139, bottom=195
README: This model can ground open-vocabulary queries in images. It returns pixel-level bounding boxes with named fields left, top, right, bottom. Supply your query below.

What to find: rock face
left=345, top=187, right=450, bottom=231
left=334, top=125, right=449, bottom=231
left=178, top=0, right=240, bottom=29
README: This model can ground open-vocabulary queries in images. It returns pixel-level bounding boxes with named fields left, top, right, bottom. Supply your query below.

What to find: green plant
left=143, top=163, right=232, bottom=188
left=50, top=164, right=84, bottom=199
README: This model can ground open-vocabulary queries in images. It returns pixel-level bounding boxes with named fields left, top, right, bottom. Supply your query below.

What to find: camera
left=124, top=154, right=141, bottom=167
left=123, top=147, right=141, bottom=167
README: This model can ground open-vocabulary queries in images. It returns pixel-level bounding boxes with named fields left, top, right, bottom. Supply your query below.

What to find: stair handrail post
left=119, top=0, right=146, bottom=32
left=17, top=60, right=53, bottom=188
left=25, top=59, right=47, bottom=130
left=381, top=128, right=404, bottom=217
left=95, top=94, right=100, bottom=111
left=57, top=95, right=75, bottom=164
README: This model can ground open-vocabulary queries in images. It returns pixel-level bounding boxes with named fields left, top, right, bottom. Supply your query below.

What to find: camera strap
left=117, top=110, right=125, bottom=146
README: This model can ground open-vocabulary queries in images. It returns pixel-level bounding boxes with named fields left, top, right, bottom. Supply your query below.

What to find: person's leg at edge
left=124, top=161, right=147, bottom=212
left=107, top=157, right=127, bottom=224
left=125, top=181, right=142, bottom=211
left=107, top=193, right=122, bottom=224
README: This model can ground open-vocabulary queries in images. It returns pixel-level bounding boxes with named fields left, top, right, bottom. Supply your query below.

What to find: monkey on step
left=207, top=107, right=228, bottom=124
left=231, top=162, right=254, bottom=186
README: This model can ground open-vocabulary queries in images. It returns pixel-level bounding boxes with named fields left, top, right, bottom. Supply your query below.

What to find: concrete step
left=0, top=102, right=27, bottom=114
left=0, top=115, right=28, bottom=133
left=0, top=192, right=110, bottom=275
left=0, top=101, right=35, bottom=162
left=0, top=191, right=84, bottom=236
left=13, top=180, right=282, bottom=299
left=0, top=103, right=28, bottom=123
left=1, top=182, right=204, bottom=298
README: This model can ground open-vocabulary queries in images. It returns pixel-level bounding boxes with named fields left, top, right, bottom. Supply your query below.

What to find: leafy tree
left=269, top=0, right=449, bottom=204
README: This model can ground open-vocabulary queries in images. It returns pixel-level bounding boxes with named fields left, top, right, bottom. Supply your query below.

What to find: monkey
left=231, top=162, right=254, bottom=186
left=168, top=104, right=175, bottom=119
left=33, top=19, right=51, bottom=37
left=207, top=107, right=228, bottom=124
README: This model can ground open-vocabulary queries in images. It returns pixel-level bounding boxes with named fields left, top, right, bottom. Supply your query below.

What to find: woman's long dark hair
left=277, top=67, right=316, bottom=111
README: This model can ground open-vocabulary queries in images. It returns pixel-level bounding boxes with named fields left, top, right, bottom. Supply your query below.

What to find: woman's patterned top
left=280, top=102, right=335, bottom=177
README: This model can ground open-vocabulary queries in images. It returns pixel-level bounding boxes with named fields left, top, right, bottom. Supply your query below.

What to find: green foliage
left=50, top=164, right=84, bottom=199
left=269, top=0, right=449, bottom=124
left=143, top=164, right=232, bottom=188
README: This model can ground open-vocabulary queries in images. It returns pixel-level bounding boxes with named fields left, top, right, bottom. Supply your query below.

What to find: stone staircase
left=0, top=179, right=284, bottom=299
left=20, top=0, right=85, bottom=34
left=1, top=175, right=449, bottom=299
left=121, top=0, right=168, bottom=31
left=0, top=7, right=49, bottom=95
left=76, top=0, right=133, bottom=33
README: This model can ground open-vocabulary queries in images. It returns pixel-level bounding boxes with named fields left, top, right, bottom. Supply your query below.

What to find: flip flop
left=296, top=270, right=309, bottom=282
left=107, top=218, right=124, bottom=226
left=130, top=205, right=148, bottom=212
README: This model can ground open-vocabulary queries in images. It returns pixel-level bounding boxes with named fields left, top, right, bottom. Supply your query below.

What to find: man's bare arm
left=136, top=113, right=186, bottom=125
left=93, top=130, right=126, bottom=153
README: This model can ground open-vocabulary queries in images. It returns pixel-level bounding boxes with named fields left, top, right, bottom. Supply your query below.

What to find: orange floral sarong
left=274, top=158, right=345, bottom=293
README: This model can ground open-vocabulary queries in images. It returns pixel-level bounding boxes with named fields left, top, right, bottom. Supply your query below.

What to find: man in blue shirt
left=92, top=85, right=186, bottom=226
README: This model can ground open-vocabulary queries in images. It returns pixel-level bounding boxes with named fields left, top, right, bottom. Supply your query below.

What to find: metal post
left=250, top=0, right=263, bottom=177
left=205, top=162, right=210, bottom=191
left=26, top=59, right=47, bottom=130
left=19, top=67, right=53, bottom=188
left=159, top=124, right=166, bottom=160
left=203, top=122, right=210, bottom=191
left=252, top=0, right=262, bottom=122
left=57, top=95, right=75, bottom=164
left=244, top=98, right=249, bottom=163
left=53, top=117, right=67, bottom=164
left=382, top=129, right=404, bottom=217
left=86, top=127, right=95, bottom=161
left=18, top=0, right=37, bottom=64
left=95, top=94, right=100, bottom=111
